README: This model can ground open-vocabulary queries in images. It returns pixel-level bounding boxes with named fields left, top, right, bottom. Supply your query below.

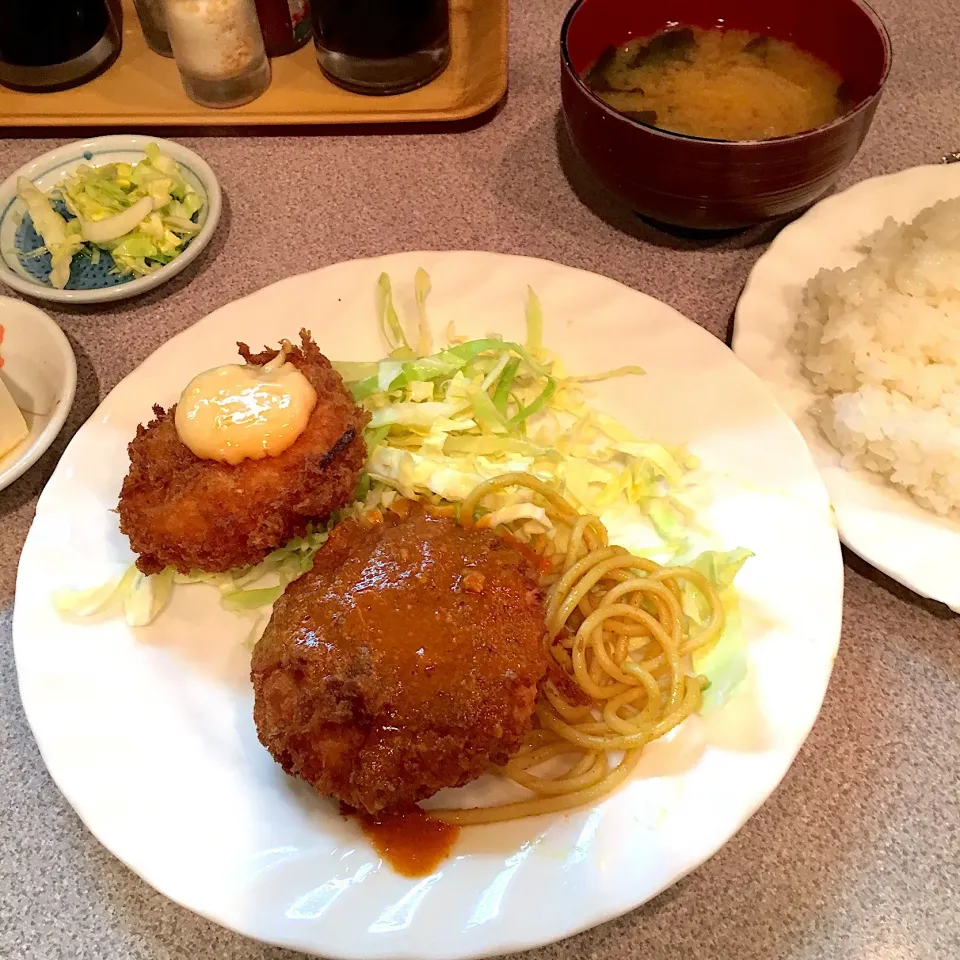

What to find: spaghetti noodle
left=431, top=472, right=725, bottom=825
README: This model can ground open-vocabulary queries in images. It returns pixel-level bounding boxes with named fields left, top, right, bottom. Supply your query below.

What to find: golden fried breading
left=118, top=331, right=369, bottom=575
left=251, top=508, right=548, bottom=815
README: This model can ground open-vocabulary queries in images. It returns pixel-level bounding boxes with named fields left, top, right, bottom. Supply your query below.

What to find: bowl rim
left=559, top=0, right=893, bottom=148
left=0, top=295, right=77, bottom=492
left=0, top=134, right=222, bottom=306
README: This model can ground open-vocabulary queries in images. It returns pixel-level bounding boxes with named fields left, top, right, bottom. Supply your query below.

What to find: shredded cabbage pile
left=55, top=269, right=752, bottom=707
left=17, top=143, right=204, bottom=289
left=54, top=526, right=329, bottom=630
left=338, top=271, right=700, bottom=541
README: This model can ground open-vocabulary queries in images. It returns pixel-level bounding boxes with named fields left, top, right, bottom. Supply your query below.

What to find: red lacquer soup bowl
left=560, top=0, right=892, bottom=230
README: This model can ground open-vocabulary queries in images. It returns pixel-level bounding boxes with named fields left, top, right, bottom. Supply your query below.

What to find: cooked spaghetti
left=431, top=472, right=725, bottom=825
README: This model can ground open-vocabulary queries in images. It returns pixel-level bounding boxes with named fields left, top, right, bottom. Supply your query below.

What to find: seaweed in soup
left=835, top=79, right=855, bottom=109
left=742, top=35, right=770, bottom=58
left=628, top=27, right=695, bottom=69
left=584, top=45, right=618, bottom=91
left=623, top=110, right=659, bottom=125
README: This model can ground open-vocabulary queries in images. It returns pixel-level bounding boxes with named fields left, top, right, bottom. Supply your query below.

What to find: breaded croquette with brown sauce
left=251, top=507, right=548, bottom=815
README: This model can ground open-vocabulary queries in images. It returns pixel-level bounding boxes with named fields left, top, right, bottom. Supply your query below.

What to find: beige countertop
left=2, top=1, right=959, bottom=957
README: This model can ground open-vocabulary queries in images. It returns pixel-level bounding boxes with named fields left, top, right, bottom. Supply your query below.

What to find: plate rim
left=0, top=134, right=222, bottom=305
left=14, top=251, right=845, bottom=959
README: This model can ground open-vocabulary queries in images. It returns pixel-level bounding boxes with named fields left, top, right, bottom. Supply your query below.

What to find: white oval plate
left=0, top=296, right=76, bottom=491
left=0, top=135, right=221, bottom=305
left=733, top=164, right=960, bottom=612
left=14, top=252, right=842, bottom=960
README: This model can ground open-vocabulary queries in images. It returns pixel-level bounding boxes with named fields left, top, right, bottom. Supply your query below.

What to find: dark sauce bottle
left=0, top=0, right=121, bottom=92
left=311, top=0, right=450, bottom=95
left=255, top=0, right=313, bottom=57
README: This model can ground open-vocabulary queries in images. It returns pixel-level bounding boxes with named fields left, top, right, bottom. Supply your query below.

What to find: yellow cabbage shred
left=340, top=274, right=694, bottom=555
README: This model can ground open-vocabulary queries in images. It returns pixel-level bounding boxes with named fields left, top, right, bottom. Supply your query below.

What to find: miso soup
left=584, top=26, right=846, bottom=141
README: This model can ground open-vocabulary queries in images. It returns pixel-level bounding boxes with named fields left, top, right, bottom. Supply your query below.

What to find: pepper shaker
left=162, top=0, right=271, bottom=108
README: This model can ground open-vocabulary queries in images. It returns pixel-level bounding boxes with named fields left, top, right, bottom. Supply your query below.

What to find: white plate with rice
left=734, top=163, right=960, bottom=611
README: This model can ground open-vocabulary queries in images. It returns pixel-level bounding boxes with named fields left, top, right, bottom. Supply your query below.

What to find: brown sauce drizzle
left=354, top=807, right=461, bottom=877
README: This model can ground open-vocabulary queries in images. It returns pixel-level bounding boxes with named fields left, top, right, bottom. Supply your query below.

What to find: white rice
left=794, top=196, right=960, bottom=515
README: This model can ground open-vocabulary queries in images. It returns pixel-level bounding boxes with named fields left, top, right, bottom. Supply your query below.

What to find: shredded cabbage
left=54, top=526, right=330, bottom=626
left=333, top=283, right=697, bottom=556
left=56, top=269, right=751, bottom=709
left=684, top=548, right=753, bottom=711
left=16, top=178, right=85, bottom=289
left=54, top=565, right=174, bottom=628
left=17, top=143, right=204, bottom=289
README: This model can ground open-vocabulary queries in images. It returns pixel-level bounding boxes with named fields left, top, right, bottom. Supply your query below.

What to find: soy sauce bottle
left=311, top=0, right=450, bottom=95
left=0, top=0, right=121, bottom=92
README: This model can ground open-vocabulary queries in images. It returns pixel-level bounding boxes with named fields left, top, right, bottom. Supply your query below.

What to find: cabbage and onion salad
left=17, top=143, right=204, bottom=289
left=55, top=270, right=751, bottom=707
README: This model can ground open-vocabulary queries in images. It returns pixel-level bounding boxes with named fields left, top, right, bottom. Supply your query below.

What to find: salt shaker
left=162, top=0, right=271, bottom=108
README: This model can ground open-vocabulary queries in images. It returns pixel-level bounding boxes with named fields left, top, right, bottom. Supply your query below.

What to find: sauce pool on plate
left=354, top=807, right=461, bottom=878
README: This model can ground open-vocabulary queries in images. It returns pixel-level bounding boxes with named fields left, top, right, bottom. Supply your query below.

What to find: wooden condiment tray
left=0, top=0, right=507, bottom=128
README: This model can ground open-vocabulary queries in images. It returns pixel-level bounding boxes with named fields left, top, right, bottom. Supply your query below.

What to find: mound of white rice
left=794, top=196, right=960, bottom=515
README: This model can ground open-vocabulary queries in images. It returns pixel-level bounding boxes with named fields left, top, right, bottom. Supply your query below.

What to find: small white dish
left=0, top=296, right=77, bottom=491
left=0, top=135, right=222, bottom=305
left=733, top=163, right=960, bottom=611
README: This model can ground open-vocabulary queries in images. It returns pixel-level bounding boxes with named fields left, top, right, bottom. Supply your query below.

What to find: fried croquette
left=251, top=508, right=548, bottom=815
left=118, top=331, right=369, bottom=575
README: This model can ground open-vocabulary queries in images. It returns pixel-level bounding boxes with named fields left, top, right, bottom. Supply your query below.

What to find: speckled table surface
left=2, top=1, right=959, bottom=958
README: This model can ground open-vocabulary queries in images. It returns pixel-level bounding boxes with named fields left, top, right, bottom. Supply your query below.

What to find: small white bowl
left=0, top=135, right=222, bottom=305
left=0, top=297, right=77, bottom=491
